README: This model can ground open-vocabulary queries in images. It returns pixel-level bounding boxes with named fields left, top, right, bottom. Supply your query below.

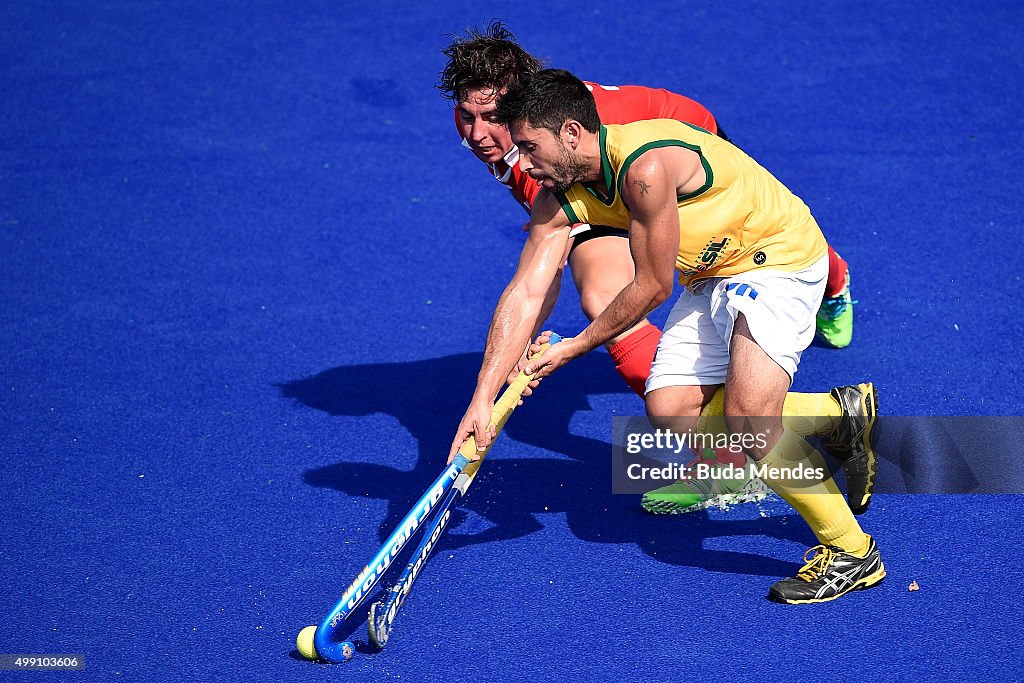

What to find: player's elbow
left=641, top=276, right=674, bottom=307
left=635, top=278, right=672, bottom=312
left=654, top=280, right=673, bottom=304
left=648, top=286, right=672, bottom=312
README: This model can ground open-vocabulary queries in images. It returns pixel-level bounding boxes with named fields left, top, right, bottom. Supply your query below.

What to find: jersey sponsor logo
left=700, top=237, right=730, bottom=265
left=753, top=251, right=767, bottom=265
left=681, top=237, right=731, bottom=277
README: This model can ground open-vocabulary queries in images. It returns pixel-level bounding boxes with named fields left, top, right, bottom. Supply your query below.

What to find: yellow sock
left=693, top=390, right=745, bottom=464
left=783, top=392, right=841, bottom=438
left=696, top=388, right=728, bottom=443
left=701, top=388, right=839, bottom=438
left=701, top=387, right=726, bottom=418
left=756, top=428, right=869, bottom=554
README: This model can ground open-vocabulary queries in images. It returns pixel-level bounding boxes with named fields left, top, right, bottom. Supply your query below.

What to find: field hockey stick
left=366, top=460, right=469, bottom=648
left=367, top=333, right=562, bottom=648
left=308, top=334, right=562, bottom=663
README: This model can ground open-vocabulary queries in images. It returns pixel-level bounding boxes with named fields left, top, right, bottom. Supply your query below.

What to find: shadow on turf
left=280, top=351, right=811, bottom=578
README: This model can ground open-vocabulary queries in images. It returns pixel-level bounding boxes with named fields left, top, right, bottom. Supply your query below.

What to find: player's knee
left=645, top=387, right=703, bottom=430
left=578, top=289, right=617, bottom=321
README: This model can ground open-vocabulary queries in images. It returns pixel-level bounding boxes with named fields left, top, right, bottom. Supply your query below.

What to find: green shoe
left=816, top=270, right=854, bottom=348
left=641, top=462, right=773, bottom=515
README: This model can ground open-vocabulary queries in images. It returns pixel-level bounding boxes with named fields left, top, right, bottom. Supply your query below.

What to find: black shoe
left=822, top=383, right=878, bottom=514
left=769, top=537, right=885, bottom=604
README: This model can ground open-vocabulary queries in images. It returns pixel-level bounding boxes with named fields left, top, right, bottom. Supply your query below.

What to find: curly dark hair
left=437, top=20, right=543, bottom=102
left=494, top=68, right=601, bottom=135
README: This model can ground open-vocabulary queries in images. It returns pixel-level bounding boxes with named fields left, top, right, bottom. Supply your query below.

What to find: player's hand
left=507, top=349, right=541, bottom=404
left=448, top=399, right=496, bottom=464
left=531, top=330, right=557, bottom=351
left=525, top=331, right=578, bottom=379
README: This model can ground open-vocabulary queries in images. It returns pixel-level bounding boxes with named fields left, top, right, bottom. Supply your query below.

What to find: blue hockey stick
left=309, top=334, right=562, bottom=662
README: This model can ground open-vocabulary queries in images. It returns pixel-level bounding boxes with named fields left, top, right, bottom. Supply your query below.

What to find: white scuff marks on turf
left=705, top=492, right=786, bottom=521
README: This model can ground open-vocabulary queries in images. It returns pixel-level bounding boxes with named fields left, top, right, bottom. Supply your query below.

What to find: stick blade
left=367, top=600, right=390, bottom=648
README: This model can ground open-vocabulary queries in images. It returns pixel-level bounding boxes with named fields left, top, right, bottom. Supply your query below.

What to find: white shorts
left=646, top=255, right=828, bottom=392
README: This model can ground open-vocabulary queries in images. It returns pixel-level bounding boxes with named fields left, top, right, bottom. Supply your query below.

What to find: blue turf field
left=3, top=1, right=1023, bottom=680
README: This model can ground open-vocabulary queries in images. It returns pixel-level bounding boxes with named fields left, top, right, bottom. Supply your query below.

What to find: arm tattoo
left=633, top=179, right=651, bottom=197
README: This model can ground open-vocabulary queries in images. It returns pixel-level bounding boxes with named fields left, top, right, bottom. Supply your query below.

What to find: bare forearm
left=470, top=189, right=571, bottom=403
left=574, top=280, right=669, bottom=355
left=474, top=287, right=544, bottom=403
left=532, top=275, right=562, bottom=339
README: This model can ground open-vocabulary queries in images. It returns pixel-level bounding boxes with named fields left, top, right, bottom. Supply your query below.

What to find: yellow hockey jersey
left=556, top=120, right=827, bottom=286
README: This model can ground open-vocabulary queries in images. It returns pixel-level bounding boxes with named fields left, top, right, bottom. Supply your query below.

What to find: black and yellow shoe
left=769, top=537, right=885, bottom=604
left=821, top=383, right=878, bottom=515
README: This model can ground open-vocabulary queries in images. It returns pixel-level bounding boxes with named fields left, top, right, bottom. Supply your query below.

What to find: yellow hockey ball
left=296, top=625, right=319, bottom=661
